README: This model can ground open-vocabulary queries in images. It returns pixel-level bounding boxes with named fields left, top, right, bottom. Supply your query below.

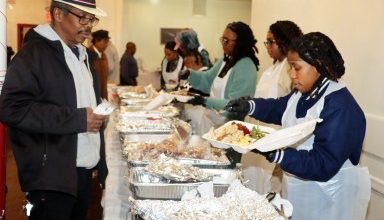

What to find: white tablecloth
left=102, top=113, right=132, bottom=220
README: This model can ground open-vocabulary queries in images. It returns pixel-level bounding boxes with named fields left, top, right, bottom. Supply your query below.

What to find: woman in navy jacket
left=225, top=32, right=370, bottom=220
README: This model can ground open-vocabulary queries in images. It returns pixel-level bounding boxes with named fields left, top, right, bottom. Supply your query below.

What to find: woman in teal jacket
left=181, top=21, right=259, bottom=135
left=188, top=56, right=257, bottom=109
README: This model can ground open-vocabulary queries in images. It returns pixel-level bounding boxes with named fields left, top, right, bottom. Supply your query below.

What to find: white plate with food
left=202, top=121, right=275, bottom=153
left=203, top=118, right=322, bottom=153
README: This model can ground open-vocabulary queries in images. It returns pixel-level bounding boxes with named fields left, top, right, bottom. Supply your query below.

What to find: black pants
left=27, top=168, right=93, bottom=220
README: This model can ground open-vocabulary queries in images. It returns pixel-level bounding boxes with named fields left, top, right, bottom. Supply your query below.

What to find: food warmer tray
left=128, top=167, right=235, bottom=200
left=126, top=158, right=233, bottom=170
left=116, top=119, right=173, bottom=134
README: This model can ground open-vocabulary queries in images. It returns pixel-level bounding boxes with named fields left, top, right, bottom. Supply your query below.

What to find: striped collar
left=306, top=77, right=330, bottom=100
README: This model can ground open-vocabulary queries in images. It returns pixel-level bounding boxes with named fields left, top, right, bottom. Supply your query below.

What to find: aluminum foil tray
left=120, top=91, right=149, bottom=99
left=120, top=98, right=152, bottom=106
left=119, top=105, right=180, bottom=118
left=119, top=129, right=172, bottom=134
left=116, top=118, right=172, bottom=134
left=119, top=105, right=144, bottom=112
left=128, top=167, right=235, bottom=200
left=128, top=180, right=286, bottom=220
left=116, top=85, right=146, bottom=94
left=127, top=158, right=232, bottom=169
left=119, top=109, right=179, bottom=119
left=120, top=133, right=170, bottom=143
left=116, top=85, right=158, bottom=100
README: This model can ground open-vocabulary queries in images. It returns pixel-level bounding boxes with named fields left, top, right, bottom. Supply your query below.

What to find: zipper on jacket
left=42, top=135, right=48, bottom=166
left=42, top=154, right=47, bottom=166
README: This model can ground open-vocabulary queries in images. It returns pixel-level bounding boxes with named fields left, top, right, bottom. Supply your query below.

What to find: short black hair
left=269, top=20, right=303, bottom=56
left=290, top=32, right=345, bottom=80
left=164, top=41, right=176, bottom=51
left=184, top=50, right=203, bottom=65
left=91, top=30, right=110, bottom=44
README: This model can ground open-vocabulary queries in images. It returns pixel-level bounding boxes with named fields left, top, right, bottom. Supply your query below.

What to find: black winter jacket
left=0, top=28, right=108, bottom=196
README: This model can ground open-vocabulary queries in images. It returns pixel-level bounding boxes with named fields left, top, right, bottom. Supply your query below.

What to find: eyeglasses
left=220, top=37, right=237, bottom=45
left=264, top=39, right=276, bottom=48
left=65, top=9, right=99, bottom=27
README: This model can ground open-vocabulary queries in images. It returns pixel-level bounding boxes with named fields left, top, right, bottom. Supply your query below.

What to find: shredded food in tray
left=129, top=180, right=283, bottom=220
left=213, top=122, right=268, bottom=147
left=122, top=134, right=227, bottom=163
left=145, top=156, right=214, bottom=182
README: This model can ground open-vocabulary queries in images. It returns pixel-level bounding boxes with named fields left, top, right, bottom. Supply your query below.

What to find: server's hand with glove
left=224, top=98, right=252, bottom=114
left=187, top=95, right=206, bottom=106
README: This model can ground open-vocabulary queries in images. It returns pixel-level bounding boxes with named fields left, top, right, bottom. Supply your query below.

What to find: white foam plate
left=202, top=121, right=276, bottom=151
left=203, top=118, right=322, bottom=154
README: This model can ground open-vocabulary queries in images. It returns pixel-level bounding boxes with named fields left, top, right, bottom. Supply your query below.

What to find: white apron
left=210, top=61, right=232, bottom=99
left=244, top=59, right=289, bottom=194
left=183, top=62, right=232, bottom=135
left=255, top=58, right=288, bottom=98
left=162, top=56, right=183, bottom=85
left=280, top=81, right=371, bottom=220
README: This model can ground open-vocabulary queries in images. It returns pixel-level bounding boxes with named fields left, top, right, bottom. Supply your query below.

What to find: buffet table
left=101, top=85, right=291, bottom=220
left=102, top=113, right=132, bottom=220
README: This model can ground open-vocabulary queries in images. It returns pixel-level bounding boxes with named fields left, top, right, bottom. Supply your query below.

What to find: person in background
left=160, top=41, right=183, bottom=91
left=0, top=0, right=108, bottom=219
left=225, top=32, right=371, bottom=220
left=89, top=29, right=110, bottom=99
left=182, top=51, right=210, bottom=96
left=183, top=51, right=208, bottom=71
left=120, top=41, right=138, bottom=86
left=6, top=46, right=15, bottom=65
left=174, top=29, right=212, bottom=68
left=242, top=20, right=303, bottom=194
left=255, top=20, right=302, bottom=98
left=104, top=41, right=120, bottom=84
left=179, top=21, right=259, bottom=140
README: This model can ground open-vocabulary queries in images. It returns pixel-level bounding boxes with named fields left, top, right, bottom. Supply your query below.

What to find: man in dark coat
left=0, top=0, right=108, bottom=219
left=120, top=41, right=139, bottom=86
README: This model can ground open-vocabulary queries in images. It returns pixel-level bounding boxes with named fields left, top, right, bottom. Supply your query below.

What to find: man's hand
left=86, top=108, right=107, bottom=133
left=224, top=98, right=251, bottom=113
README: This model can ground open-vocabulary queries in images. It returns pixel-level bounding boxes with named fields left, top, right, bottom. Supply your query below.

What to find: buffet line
left=107, top=84, right=291, bottom=220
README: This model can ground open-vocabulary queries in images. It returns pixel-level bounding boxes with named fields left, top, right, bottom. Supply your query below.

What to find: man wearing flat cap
left=0, top=0, right=108, bottom=219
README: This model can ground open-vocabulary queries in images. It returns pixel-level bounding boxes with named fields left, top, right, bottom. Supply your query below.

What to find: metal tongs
left=164, top=118, right=191, bottom=152
left=266, top=192, right=277, bottom=202
left=265, top=192, right=291, bottom=219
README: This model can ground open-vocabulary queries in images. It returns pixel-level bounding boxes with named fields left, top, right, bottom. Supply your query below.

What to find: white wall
left=121, top=0, right=252, bottom=71
left=5, top=0, right=251, bottom=71
left=6, top=0, right=47, bottom=51
left=95, top=0, right=124, bottom=54
left=251, top=0, right=384, bottom=219
left=5, top=0, right=123, bottom=54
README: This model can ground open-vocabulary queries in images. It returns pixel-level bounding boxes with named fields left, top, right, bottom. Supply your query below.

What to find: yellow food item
left=233, top=134, right=252, bottom=147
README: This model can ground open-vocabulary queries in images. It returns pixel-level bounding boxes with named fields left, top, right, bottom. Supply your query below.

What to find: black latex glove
left=224, top=98, right=251, bottom=113
left=179, top=69, right=191, bottom=80
left=251, top=148, right=276, bottom=162
left=225, top=148, right=242, bottom=165
left=239, top=96, right=252, bottom=101
left=187, top=95, right=206, bottom=106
